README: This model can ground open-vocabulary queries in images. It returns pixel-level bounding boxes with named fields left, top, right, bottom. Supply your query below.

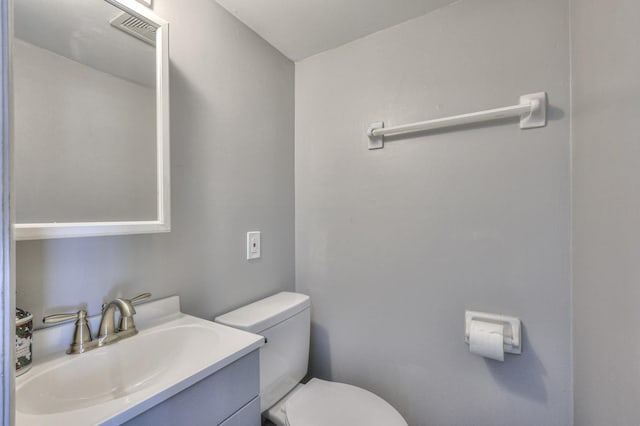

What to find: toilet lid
left=284, top=379, right=407, bottom=426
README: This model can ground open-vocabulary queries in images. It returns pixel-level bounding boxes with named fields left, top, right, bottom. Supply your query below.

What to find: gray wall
left=571, top=0, right=640, bottom=424
left=295, top=1, right=571, bottom=425
left=16, top=0, right=294, bottom=324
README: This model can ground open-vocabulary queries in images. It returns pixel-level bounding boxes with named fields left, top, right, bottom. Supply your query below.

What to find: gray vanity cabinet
left=123, top=350, right=261, bottom=426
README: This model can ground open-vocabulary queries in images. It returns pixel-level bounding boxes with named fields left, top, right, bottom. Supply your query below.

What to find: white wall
left=572, top=0, right=640, bottom=424
left=14, top=39, right=157, bottom=223
left=295, top=1, right=571, bottom=424
left=16, top=0, right=295, bottom=324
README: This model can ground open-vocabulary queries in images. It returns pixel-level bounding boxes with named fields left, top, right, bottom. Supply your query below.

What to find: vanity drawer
left=124, top=349, right=260, bottom=426
left=219, top=396, right=261, bottom=426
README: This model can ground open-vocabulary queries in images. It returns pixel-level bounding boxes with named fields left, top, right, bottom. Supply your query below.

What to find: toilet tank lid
left=215, top=292, right=310, bottom=333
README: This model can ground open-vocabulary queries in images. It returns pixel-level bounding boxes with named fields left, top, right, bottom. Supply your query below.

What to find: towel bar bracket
left=519, top=92, right=547, bottom=129
left=367, top=122, right=385, bottom=150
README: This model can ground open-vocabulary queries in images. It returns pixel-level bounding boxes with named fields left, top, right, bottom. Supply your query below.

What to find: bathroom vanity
left=15, top=296, right=264, bottom=425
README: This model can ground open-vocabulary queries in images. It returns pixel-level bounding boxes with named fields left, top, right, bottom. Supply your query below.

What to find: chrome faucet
left=98, top=298, right=138, bottom=344
left=43, top=292, right=151, bottom=354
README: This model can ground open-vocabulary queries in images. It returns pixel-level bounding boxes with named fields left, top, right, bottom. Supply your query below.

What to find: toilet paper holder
left=464, top=311, right=522, bottom=355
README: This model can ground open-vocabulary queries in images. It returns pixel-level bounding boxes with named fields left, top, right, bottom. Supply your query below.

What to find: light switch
left=247, top=231, right=261, bottom=260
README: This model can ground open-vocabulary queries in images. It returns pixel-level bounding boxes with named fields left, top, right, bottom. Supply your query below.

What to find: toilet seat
left=268, top=378, right=407, bottom=426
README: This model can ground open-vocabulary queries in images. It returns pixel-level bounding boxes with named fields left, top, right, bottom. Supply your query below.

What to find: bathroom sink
left=19, top=324, right=218, bottom=415
left=16, top=297, right=264, bottom=425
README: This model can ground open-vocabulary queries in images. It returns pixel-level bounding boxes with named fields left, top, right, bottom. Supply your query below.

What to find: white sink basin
left=16, top=297, right=264, bottom=425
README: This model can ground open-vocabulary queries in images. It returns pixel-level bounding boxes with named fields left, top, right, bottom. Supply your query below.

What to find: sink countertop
left=16, top=296, right=265, bottom=426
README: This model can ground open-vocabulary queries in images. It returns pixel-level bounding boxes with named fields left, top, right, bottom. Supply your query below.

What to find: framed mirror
left=13, top=0, right=169, bottom=240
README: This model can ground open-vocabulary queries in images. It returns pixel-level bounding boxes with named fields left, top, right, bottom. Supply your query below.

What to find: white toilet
left=215, top=292, right=407, bottom=426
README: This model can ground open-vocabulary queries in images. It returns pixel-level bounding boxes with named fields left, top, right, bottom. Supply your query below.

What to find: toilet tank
left=215, top=292, right=311, bottom=412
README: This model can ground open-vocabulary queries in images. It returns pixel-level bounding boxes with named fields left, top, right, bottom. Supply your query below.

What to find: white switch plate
left=247, top=231, right=261, bottom=260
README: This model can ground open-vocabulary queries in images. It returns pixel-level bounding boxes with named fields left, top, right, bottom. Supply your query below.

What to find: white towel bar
left=367, top=92, right=547, bottom=150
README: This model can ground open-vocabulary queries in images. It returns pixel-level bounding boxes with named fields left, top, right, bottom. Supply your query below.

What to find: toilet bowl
left=266, top=378, right=406, bottom=426
left=215, top=292, right=407, bottom=426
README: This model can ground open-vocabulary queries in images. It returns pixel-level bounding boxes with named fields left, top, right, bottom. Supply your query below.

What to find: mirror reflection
left=14, top=0, right=158, bottom=223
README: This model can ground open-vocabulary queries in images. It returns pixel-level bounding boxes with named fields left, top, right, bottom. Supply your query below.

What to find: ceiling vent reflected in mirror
left=110, top=13, right=156, bottom=46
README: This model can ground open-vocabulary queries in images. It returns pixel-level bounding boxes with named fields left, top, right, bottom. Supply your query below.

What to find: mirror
left=13, top=0, right=169, bottom=240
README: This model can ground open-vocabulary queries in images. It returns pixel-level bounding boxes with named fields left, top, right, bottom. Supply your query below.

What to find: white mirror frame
left=14, top=0, right=170, bottom=240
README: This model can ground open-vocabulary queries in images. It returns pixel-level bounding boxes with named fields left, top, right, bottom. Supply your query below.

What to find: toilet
left=215, top=292, right=408, bottom=426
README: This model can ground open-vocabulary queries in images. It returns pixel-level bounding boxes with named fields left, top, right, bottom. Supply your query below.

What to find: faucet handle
left=43, top=309, right=87, bottom=324
left=129, top=292, right=151, bottom=305
left=43, top=310, right=95, bottom=354
left=116, top=293, right=150, bottom=334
